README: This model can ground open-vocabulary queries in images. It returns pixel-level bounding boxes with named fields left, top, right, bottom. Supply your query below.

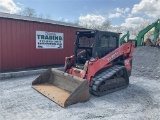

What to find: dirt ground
left=0, top=46, right=160, bottom=120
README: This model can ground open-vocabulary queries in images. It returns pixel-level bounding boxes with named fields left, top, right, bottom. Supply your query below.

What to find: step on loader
left=32, top=30, right=134, bottom=107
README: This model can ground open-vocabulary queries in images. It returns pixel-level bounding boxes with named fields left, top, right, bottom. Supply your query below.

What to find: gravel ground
left=0, top=76, right=160, bottom=120
left=132, top=46, right=160, bottom=79
left=0, top=46, right=160, bottom=120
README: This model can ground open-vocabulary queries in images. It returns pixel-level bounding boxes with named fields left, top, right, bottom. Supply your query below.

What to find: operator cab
left=74, top=30, right=119, bottom=69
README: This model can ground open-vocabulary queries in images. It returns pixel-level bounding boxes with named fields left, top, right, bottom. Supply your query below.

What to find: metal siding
left=30, top=22, right=35, bottom=66
left=11, top=20, right=16, bottom=69
left=20, top=21, right=25, bottom=67
left=0, top=19, right=2, bottom=72
left=6, top=20, right=12, bottom=69
left=0, top=18, right=82, bottom=71
left=15, top=20, right=22, bottom=68
left=1, top=19, right=8, bottom=70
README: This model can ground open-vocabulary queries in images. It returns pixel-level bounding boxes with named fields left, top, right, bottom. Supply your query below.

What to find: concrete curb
left=0, top=69, right=47, bottom=80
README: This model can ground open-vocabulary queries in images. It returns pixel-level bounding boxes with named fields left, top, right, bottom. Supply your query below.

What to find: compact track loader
left=32, top=30, right=134, bottom=107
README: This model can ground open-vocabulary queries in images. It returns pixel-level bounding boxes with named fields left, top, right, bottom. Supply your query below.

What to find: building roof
left=0, top=12, right=83, bottom=28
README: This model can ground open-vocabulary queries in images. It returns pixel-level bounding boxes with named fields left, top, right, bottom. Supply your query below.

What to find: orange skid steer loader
left=32, top=30, right=134, bottom=107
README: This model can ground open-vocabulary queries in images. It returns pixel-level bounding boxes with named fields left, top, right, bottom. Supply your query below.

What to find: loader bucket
left=32, top=68, right=90, bottom=107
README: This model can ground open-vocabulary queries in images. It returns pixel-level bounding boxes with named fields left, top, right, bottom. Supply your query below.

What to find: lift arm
left=137, top=19, right=160, bottom=46
left=119, top=31, right=129, bottom=45
left=154, top=20, right=160, bottom=43
left=86, top=42, right=134, bottom=82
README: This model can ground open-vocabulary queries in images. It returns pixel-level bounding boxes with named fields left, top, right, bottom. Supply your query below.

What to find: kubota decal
left=107, top=52, right=119, bottom=61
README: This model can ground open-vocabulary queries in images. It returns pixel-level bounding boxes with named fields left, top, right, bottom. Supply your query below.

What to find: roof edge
left=0, top=12, right=85, bottom=29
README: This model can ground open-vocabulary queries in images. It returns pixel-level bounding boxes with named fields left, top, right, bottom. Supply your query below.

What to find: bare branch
left=21, top=7, right=37, bottom=17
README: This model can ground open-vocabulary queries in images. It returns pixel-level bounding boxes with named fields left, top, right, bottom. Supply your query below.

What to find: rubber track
left=90, top=65, right=129, bottom=96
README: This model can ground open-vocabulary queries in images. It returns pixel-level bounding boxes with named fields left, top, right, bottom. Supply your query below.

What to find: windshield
left=78, top=35, right=94, bottom=47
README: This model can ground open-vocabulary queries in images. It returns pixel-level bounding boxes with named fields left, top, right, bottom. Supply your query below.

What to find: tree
left=72, top=20, right=79, bottom=26
left=130, top=20, right=151, bottom=38
left=45, top=14, right=52, bottom=19
left=101, top=20, right=111, bottom=30
left=21, top=7, right=37, bottom=17
left=108, top=25, right=126, bottom=33
left=38, top=13, right=44, bottom=18
left=79, top=19, right=111, bottom=30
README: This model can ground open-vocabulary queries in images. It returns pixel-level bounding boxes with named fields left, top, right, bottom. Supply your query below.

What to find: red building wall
left=0, top=18, right=81, bottom=72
